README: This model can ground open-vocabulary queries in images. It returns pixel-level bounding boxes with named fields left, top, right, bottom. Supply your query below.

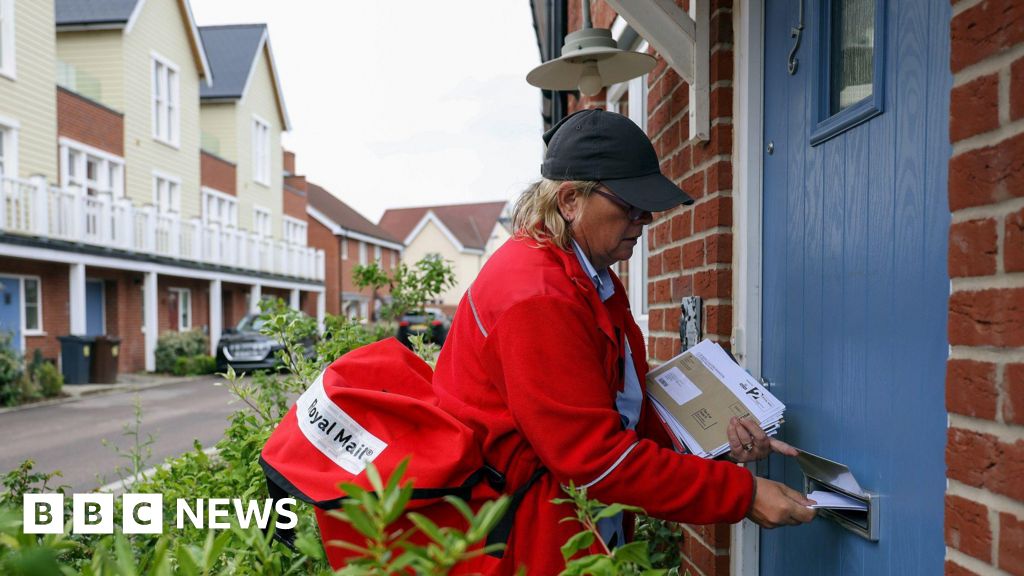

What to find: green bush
left=27, top=350, right=63, bottom=398
left=0, top=333, right=24, bottom=406
left=154, top=330, right=208, bottom=373
left=170, top=354, right=216, bottom=376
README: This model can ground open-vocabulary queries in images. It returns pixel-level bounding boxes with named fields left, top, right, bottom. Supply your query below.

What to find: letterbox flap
left=795, top=449, right=865, bottom=497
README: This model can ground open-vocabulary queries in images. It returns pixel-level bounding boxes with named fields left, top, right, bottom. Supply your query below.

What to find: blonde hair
left=511, top=179, right=600, bottom=250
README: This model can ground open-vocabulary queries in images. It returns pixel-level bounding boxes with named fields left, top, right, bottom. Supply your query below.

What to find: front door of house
left=86, top=280, right=105, bottom=336
left=0, top=276, right=21, bottom=352
left=760, top=0, right=950, bottom=573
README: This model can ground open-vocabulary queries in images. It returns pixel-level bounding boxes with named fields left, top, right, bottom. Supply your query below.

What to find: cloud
left=191, top=0, right=544, bottom=222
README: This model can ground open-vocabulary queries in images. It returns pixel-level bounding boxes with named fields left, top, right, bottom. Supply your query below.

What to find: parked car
left=396, top=307, right=450, bottom=348
left=215, top=314, right=314, bottom=373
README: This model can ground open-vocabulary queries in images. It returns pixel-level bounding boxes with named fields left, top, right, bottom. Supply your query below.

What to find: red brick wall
left=200, top=151, right=236, bottom=195
left=222, top=284, right=250, bottom=328
left=0, top=258, right=69, bottom=364
left=283, top=177, right=308, bottom=221
left=308, top=217, right=340, bottom=315
left=945, top=1, right=1024, bottom=573
left=156, top=277, right=210, bottom=338
left=57, top=87, right=124, bottom=156
left=567, top=1, right=736, bottom=572
left=283, top=150, right=296, bottom=175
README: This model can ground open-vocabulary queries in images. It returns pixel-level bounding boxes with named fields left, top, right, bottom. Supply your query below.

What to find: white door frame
left=731, top=2, right=765, bottom=576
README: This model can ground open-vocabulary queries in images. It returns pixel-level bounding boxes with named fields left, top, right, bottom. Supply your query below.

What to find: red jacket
left=433, top=236, right=755, bottom=574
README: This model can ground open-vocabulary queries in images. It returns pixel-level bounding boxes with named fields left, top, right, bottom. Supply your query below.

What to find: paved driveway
left=0, top=376, right=240, bottom=492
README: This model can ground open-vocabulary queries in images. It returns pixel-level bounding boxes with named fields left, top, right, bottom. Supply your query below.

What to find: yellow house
left=0, top=0, right=324, bottom=374
left=378, top=201, right=509, bottom=311
left=197, top=24, right=290, bottom=244
left=56, top=0, right=211, bottom=220
left=0, top=0, right=58, bottom=182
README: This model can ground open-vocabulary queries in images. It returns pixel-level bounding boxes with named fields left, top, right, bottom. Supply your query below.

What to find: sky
left=190, top=1, right=545, bottom=223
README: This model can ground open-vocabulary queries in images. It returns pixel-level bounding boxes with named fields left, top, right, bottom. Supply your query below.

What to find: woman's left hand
left=727, top=416, right=798, bottom=463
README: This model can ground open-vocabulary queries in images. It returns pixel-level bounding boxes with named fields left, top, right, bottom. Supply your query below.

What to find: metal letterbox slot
left=796, top=450, right=880, bottom=542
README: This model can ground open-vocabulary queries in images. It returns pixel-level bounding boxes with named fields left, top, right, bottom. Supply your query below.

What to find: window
left=283, top=216, right=307, bottom=245
left=202, top=188, right=238, bottom=227
left=152, top=54, right=180, bottom=146
left=253, top=207, right=271, bottom=237
left=0, top=0, right=14, bottom=79
left=0, top=118, right=17, bottom=178
left=374, top=245, right=382, bottom=263
left=169, top=288, right=191, bottom=331
left=341, top=238, right=348, bottom=260
left=607, top=66, right=650, bottom=334
left=23, top=278, right=41, bottom=333
left=811, top=0, right=885, bottom=145
left=60, top=139, right=124, bottom=196
left=252, top=116, right=270, bottom=185
left=153, top=174, right=180, bottom=214
left=358, top=241, right=367, bottom=265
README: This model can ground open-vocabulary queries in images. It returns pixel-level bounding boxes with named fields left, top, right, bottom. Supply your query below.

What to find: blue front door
left=86, top=280, right=105, bottom=336
left=0, top=276, right=22, bottom=352
left=760, top=0, right=950, bottom=573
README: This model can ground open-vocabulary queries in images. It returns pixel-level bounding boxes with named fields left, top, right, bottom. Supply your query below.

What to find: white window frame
left=169, top=287, right=191, bottom=331
left=374, top=244, right=382, bottom=263
left=341, top=237, right=348, bottom=260
left=0, top=114, right=19, bottom=179
left=0, top=0, right=15, bottom=80
left=253, top=206, right=272, bottom=237
left=151, top=52, right=180, bottom=147
left=251, top=115, right=270, bottom=186
left=59, top=137, right=124, bottom=197
left=283, top=215, right=307, bottom=246
left=152, top=171, right=181, bottom=214
left=358, top=241, right=367, bottom=265
left=22, top=276, right=42, bottom=335
left=201, top=186, right=238, bottom=228
left=607, top=64, right=650, bottom=338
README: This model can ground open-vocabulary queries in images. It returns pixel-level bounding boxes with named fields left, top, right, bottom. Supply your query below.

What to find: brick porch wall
left=57, top=87, right=124, bottom=156
left=944, top=0, right=1024, bottom=574
left=567, top=1, right=737, bottom=573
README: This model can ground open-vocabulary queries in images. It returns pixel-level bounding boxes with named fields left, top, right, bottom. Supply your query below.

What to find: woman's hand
left=727, top=416, right=798, bottom=462
left=747, top=477, right=817, bottom=528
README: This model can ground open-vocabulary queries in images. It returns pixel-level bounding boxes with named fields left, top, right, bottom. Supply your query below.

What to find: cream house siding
left=121, top=0, right=201, bottom=218
left=55, top=31, right=123, bottom=111
left=402, top=219, right=482, bottom=307
left=234, top=47, right=283, bottom=238
left=199, top=102, right=235, bottom=160
left=483, top=222, right=510, bottom=260
left=0, top=0, right=57, bottom=180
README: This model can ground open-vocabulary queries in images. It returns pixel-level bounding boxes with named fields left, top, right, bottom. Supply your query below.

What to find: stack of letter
left=646, top=339, right=785, bottom=459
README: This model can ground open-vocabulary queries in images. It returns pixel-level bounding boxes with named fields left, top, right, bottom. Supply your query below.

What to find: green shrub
left=170, top=354, right=216, bottom=376
left=31, top=357, right=63, bottom=398
left=154, top=330, right=208, bottom=373
left=0, top=333, right=24, bottom=407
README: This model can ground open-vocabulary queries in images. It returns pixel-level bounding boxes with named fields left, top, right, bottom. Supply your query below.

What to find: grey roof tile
left=56, top=0, right=140, bottom=26
left=198, top=24, right=266, bottom=100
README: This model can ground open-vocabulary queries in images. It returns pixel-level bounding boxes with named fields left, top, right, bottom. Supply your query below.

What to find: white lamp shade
left=527, top=28, right=656, bottom=92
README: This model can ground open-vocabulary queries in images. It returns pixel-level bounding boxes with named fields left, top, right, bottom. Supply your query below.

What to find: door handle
left=788, top=0, right=804, bottom=75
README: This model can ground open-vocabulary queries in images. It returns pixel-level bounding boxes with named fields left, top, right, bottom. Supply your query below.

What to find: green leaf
left=612, top=541, right=653, bottom=568
left=593, top=503, right=643, bottom=521
left=339, top=501, right=378, bottom=540
left=560, top=530, right=595, bottom=561
left=406, top=512, right=444, bottom=543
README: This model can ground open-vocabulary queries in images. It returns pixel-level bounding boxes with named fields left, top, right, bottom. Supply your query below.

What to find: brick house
left=0, top=0, right=324, bottom=376
left=378, top=201, right=509, bottom=312
left=531, top=1, right=1023, bottom=574
left=305, top=181, right=402, bottom=320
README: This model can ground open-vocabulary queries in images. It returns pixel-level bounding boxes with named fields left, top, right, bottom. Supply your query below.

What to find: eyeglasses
left=592, top=187, right=649, bottom=222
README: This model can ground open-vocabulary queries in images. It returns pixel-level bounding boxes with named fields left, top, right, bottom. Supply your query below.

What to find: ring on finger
left=742, top=442, right=754, bottom=452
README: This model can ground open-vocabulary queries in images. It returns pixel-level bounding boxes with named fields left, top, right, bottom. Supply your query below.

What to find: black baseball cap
left=541, top=108, right=693, bottom=211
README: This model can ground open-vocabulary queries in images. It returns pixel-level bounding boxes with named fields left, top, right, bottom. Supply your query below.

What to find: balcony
left=0, top=175, right=325, bottom=282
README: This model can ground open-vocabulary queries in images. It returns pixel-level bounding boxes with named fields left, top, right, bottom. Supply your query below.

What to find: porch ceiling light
left=526, top=4, right=655, bottom=97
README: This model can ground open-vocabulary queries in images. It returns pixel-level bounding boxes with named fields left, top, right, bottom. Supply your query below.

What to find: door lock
left=767, top=141, right=775, bottom=155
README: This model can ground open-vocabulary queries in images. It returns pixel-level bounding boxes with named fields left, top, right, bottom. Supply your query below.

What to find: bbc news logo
left=23, top=494, right=297, bottom=534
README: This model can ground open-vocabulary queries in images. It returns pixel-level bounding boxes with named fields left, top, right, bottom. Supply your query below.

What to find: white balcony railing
left=0, top=175, right=325, bottom=282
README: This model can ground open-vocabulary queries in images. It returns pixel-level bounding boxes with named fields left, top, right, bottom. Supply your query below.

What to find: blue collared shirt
left=570, top=241, right=644, bottom=547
